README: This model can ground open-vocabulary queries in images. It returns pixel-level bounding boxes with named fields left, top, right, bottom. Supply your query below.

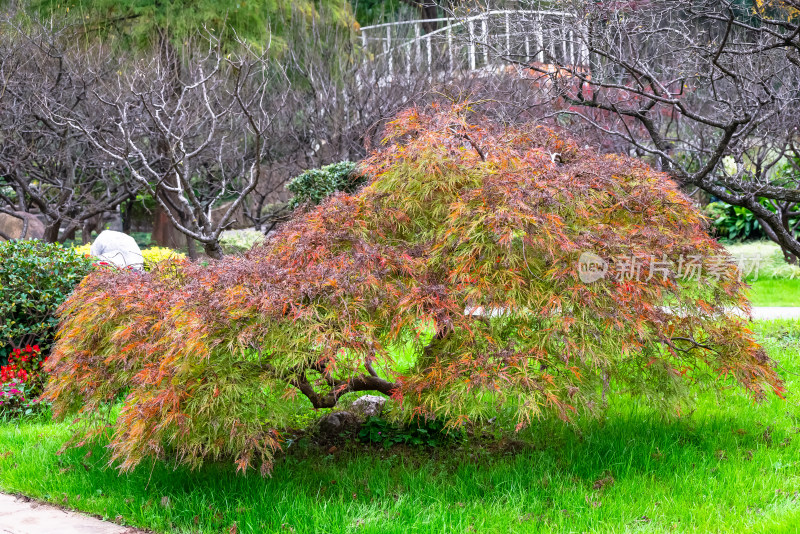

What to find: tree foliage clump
left=27, top=0, right=356, bottom=49
left=286, top=161, right=365, bottom=209
left=44, top=104, right=784, bottom=475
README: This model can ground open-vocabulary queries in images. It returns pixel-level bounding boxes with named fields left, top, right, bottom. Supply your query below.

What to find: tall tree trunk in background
left=150, top=29, right=189, bottom=253
left=42, top=221, right=60, bottom=243
left=400, top=1, right=442, bottom=32
left=121, top=198, right=133, bottom=233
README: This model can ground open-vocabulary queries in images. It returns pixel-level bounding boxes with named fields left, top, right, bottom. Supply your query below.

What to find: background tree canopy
left=26, top=0, right=357, bottom=48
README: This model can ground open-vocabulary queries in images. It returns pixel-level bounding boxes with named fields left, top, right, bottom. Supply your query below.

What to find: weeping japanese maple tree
left=44, top=103, right=784, bottom=474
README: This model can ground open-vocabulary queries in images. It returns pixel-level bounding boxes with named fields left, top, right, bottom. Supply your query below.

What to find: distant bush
left=141, top=246, right=187, bottom=268
left=286, top=161, right=366, bottom=209
left=71, top=244, right=91, bottom=256
left=0, top=240, right=93, bottom=365
left=705, top=201, right=764, bottom=241
left=705, top=199, right=800, bottom=243
left=219, top=229, right=265, bottom=254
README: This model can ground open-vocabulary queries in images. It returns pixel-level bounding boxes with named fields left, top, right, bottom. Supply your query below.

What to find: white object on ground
left=90, top=230, right=144, bottom=270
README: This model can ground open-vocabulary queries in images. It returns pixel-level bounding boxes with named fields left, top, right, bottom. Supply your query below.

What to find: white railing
left=359, top=10, right=590, bottom=78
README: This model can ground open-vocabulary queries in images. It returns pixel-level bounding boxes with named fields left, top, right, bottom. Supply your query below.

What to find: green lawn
left=748, top=279, right=800, bottom=307
left=723, top=241, right=800, bottom=306
left=2, top=321, right=800, bottom=533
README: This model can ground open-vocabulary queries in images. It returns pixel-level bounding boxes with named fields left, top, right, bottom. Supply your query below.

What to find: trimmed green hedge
left=287, top=161, right=366, bottom=209
left=0, top=240, right=93, bottom=365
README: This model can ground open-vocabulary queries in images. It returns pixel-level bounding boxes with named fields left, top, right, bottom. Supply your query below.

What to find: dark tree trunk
left=122, top=198, right=134, bottom=234
left=187, top=233, right=198, bottom=260
left=81, top=224, right=91, bottom=244
left=400, top=1, right=443, bottom=33
left=203, top=240, right=222, bottom=260
left=42, top=220, right=60, bottom=243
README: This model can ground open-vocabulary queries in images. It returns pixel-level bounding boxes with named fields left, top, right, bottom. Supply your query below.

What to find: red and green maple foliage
left=43, top=104, right=784, bottom=474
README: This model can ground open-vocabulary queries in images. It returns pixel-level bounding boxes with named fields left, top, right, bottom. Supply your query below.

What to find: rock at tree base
left=0, top=211, right=45, bottom=241
left=90, top=230, right=144, bottom=270
left=318, top=411, right=360, bottom=435
left=350, top=395, right=386, bottom=418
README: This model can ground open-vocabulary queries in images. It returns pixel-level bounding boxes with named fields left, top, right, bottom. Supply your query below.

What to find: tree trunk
left=122, top=199, right=134, bottom=234
left=756, top=213, right=800, bottom=266
left=42, top=220, right=61, bottom=243
left=151, top=205, right=184, bottom=249
left=187, top=233, right=198, bottom=260
left=81, top=219, right=95, bottom=244
left=203, top=240, right=223, bottom=260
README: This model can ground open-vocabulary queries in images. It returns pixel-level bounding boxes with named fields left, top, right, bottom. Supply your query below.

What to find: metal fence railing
left=359, top=10, right=590, bottom=78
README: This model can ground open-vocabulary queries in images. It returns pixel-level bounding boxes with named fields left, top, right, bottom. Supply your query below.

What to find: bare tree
left=285, top=12, right=436, bottom=160
left=242, top=9, right=469, bottom=232
left=51, top=32, right=295, bottom=259
left=464, top=0, right=800, bottom=261
left=1, top=2, right=551, bottom=252
left=0, top=16, right=140, bottom=243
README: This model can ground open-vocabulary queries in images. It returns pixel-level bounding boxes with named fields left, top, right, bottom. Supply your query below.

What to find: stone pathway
left=0, top=493, right=144, bottom=534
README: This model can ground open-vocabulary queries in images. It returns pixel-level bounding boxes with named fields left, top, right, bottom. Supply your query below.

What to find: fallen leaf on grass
left=763, top=426, right=773, bottom=446
left=584, top=495, right=602, bottom=508
left=592, top=471, right=614, bottom=491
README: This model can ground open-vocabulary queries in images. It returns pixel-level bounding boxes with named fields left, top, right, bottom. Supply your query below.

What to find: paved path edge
left=0, top=492, right=147, bottom=534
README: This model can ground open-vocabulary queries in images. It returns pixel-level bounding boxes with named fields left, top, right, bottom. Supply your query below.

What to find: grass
left=718, top=241, right=800, bottom=306
left=2, top=321, right=800, bottom=533
left=725, top=241, right=800, bottom=281
left=747, top=279, right=800, bottom=307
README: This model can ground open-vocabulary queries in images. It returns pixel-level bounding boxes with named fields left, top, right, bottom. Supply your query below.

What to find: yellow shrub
left=141, top=247, right=187, bottom=269
left=73, top=243, right=186, bottom=271
left=72, top=243, right=92, bottom=257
